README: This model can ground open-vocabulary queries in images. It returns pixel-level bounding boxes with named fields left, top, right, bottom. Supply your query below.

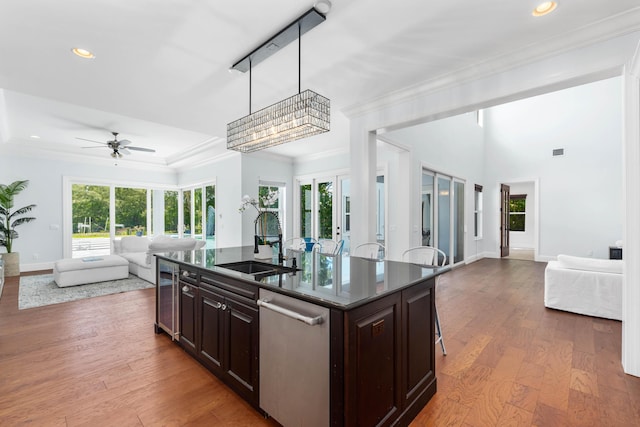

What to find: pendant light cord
left=249, top=58, right=252, bottom=114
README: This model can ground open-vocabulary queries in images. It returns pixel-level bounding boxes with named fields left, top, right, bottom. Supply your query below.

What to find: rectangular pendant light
left=227, top=89, right=330, bottom=153
left=226, top=7, right=330, bottom=153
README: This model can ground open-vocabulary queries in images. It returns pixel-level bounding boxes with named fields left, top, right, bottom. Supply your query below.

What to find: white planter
left=255, top=245, right=273, bottom=259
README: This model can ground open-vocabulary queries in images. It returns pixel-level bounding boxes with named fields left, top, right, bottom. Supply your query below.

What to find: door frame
left=500, top=184, right=510, bottom=257
left=499, top=179, right=540, bottom=261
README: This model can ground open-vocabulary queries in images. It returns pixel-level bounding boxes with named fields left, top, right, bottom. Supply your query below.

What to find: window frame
left=509, top=194, right=527, bottom=232
left=474, top=184, right=483, bottom=239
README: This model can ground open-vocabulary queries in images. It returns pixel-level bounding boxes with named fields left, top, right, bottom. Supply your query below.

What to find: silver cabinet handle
left=182, top=270, right=189, bottom=276
left=211, top=301, right=222, bottom=309
left=182, top=285, right=190, bottom=293
left=221, top=304, right=227, bottom=311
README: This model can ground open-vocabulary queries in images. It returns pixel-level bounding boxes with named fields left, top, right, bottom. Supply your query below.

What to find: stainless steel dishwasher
left=258, top=289, right=330, bottom=427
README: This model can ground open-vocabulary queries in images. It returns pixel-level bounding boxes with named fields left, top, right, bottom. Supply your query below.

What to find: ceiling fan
left=76, top=131, right=156, bottom=158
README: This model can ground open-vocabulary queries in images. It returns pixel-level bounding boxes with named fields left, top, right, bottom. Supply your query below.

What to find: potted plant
left=0, top=180, right=36, bottom=276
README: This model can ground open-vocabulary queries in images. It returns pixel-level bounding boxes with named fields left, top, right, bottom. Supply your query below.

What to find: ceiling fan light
left=110, top=151, right=116, bottom=158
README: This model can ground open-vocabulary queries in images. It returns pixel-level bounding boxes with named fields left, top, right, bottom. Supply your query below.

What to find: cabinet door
left=401, top=281, right=435, bottom=404
left=345, top=293, right=401, bottom=427
left=179, top=281, right=198, bottom=355
left=198, top=287, right=225, bottom=371
left=225, top=297, right=259, bottom=404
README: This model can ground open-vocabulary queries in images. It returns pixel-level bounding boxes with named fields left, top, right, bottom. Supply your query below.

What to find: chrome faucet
left=254, top=211, right=284, bottom=264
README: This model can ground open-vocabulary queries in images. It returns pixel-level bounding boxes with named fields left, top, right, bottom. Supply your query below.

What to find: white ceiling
left=1, top=0, right=639, bottom=167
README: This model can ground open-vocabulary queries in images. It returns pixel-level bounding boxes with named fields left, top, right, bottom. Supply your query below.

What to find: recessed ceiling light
left=533, top=1, right=557, bottom=17
left=30, top=135, right=40, bottom=139
left=314, top=0, right=332, bottom=15
left=71, top=47, right=95, bottom=59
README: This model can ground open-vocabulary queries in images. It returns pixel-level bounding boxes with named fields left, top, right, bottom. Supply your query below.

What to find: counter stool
left=402, top=246, right=447, bottom=355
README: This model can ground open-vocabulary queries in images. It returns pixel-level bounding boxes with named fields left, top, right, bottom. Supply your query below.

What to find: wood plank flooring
left=0, top=259, right=638, bottom=426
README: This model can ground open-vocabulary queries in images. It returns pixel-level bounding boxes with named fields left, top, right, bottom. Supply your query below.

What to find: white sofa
left=113, top=236, right=206, bottom=283
left=544, top=254, right=622, bottom=321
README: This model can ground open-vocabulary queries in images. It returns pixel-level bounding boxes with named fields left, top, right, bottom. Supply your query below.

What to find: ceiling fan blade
left=118, top=139, right=132, bottom=146
left=81, top=146, right=107, bottom=149
left=119, top=147, right=132, bottom=155
left=127, top=146, right=156, bottom=153
left=76, top=137, right=106, bottom=145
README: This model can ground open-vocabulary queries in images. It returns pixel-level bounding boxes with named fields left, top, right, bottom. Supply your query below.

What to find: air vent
left=552, top=148, right=564, bottom=156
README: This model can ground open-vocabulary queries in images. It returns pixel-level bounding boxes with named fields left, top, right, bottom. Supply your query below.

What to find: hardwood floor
left=0, top=259, right=638, bottom=426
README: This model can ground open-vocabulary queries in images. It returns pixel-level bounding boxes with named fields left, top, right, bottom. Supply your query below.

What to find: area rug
left=18, top=274, right=154, bottom=310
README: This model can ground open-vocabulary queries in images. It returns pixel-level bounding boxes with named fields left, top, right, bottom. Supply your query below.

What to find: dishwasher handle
left=257, top=299, right=324, bottom=326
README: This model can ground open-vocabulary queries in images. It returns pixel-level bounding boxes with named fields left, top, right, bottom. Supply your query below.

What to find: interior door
left=500, top=184, right=510, bottom=257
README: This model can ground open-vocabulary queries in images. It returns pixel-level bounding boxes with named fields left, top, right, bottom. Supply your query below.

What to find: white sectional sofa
left=544, top=254, right=623, bottom=321
left=113, top=235, right=206, bottom=283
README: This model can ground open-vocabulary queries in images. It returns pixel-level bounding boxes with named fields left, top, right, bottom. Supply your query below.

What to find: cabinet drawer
left=179, top=267, right=198, bottom=285
left=200, top=273, right=259, bottom=301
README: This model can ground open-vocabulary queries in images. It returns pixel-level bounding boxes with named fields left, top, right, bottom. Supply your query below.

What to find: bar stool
left=352, top=242, right=386, bottom=260
left=402, top=246, right=447, bottom=355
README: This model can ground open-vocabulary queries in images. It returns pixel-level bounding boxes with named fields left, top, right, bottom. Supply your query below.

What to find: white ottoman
left=53, top=255, right=129, bottom=287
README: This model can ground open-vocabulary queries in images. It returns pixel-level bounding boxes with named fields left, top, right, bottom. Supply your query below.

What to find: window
left=259, top=182, right=285, bottom=240
left=115, top=187, right=147, bottom=237
left=474, top=184, right=483, bottom=238
left=509, top=194, right=526, bottom=232
left=65, top=178, right=215, bottom=258
left=476, top=109, right=484, bottom=127
left=181, top=184, right=216, bottom=247
left=297, top=183, right=311, bottom=239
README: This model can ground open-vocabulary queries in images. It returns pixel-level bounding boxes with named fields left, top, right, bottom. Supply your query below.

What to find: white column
left=350, top=121, right=377, bottom=248
left=622, top=43, right=640, bottom=377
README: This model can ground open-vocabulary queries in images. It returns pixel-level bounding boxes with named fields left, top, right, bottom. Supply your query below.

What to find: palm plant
left=0, top=180, right=36, bottom=253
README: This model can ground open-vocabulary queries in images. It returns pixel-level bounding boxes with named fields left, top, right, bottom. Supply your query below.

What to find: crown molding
left=242, top=149, right=295, bottom=164
left=293, top=145, right=349, bottom=165
left=343, top=8, right=640, bottom=119
left=164, top=136, right=225, bottom=167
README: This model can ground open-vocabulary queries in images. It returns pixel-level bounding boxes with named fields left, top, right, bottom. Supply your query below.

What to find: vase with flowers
left=239, top=190, right=282, bottom=259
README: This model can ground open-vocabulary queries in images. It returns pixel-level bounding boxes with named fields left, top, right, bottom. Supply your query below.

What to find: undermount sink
left=216, top=261, right=299, bottom=278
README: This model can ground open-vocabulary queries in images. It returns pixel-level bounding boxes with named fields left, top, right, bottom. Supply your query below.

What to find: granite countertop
left=156, top=245, right=448, bottom=310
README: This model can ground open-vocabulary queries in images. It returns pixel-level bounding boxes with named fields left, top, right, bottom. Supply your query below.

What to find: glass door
left=115, top=187, right=148, bottom=237
left=317, top=179, right=334, bottom=240
left=299, top=182, right=313, bottom=239
left=421, top=172, right=434, bottom=246
left=71, top=184, right=110, bottom=258
left=421, top=169, right=466, bottom=266
left=376, top=175, right=386, bottom=247
left=453, top=180, right=465, bottom=264
left=296, top=177, right=341, bottom=252
left=437, top=175, right=451, bottom=264
left=338, top=176, right=350, bottom=254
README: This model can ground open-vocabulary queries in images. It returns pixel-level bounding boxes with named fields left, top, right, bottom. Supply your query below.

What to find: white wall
left=240, top=154, right=294, bottom=246
left=0, top=152, right=176, bottom=270
left=383, top=111, right=485, bottom=261
left=484, top=77, right=623, bottom=260
left=178, top=154, right=243, bottom=249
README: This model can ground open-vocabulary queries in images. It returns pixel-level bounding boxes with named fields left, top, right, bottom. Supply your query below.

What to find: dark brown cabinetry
left=159, top=253, right=438, bottom=426
left=178, top=269, right=259, bottom=407
left=336, top=278, right=436, bottom=426
left=179, top=280, right=198, bottom=356
left=344, top=293, right=402, bottom=426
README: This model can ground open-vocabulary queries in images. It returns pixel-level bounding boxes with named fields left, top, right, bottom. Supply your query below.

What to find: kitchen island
left=155, top=246, right=447, bottom=427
